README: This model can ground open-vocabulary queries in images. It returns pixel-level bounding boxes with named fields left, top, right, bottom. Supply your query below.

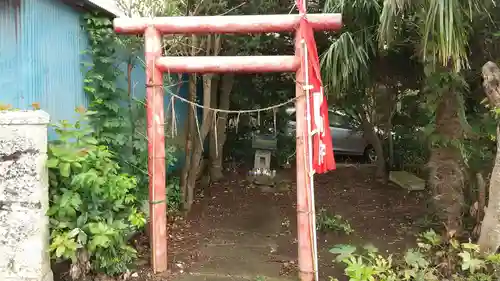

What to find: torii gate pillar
left=114, top=13, right=342, bottom=281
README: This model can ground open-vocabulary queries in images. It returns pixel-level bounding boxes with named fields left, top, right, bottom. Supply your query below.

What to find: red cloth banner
left=298, top=16, right=336, bottom=173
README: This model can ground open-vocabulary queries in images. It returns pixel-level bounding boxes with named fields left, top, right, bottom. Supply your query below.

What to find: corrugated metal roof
left=84, top=0, right=125, bottom=17
left=61, top=0, right=125, bottom=17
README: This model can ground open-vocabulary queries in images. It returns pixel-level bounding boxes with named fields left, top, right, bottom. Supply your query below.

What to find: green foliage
left=224, top=123, right=255, bottom=164
left=47, top=113, right=146, bottom=275
left=462, top=122, right=496, bottom=173
left=320, top=0, right=495, bottom=174
left=82, top=13, right=151, bottom=190
left=167, top=177, right=182, bottom=212
left=276, top=134, right=296, bottom=167
left=388, top=88, right=430, bottom=169
left=82, top=12, right=178, bottom=201
left=330, top=229, right=500, bottom=281
left=392, top=129, right=429, bottom=169
left=48, top=13, right=182, bottom=276
left=316, top=209, right=354, bottom=235
left=220, top=0, right=300, bottom=167
left=83, top=12, right=180, bottom=195
left=139, top=176, right=182, bottom=219
left=419, top=69, right=497, bottom=174
left=423, top=71, right=474, bottom=144
left=322, top=0, right=380, bottom=95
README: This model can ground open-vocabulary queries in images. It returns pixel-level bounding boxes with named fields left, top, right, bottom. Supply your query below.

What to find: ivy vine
left=82, top=13, right=180, bottom=211
left=83, top=13, right=147, bottom=185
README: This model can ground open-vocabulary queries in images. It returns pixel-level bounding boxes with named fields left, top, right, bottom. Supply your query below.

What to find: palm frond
left=322, top=0, right=382, bottom=97
left=324, top=0, right=381, bottom=22
left=378, top=0, right=410, bottom=48
left=420, top=0, right=489, bottom=72
left=320, top=32, right=371, bottom=96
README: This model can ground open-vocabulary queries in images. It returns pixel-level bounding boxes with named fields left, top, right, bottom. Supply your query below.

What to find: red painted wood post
left=294, top=33, right=314, bottom=281
left=144, top=26, right=168, bottom=273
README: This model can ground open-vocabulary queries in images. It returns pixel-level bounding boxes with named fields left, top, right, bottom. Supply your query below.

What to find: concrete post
left=0, top=110, right=53, bottom=281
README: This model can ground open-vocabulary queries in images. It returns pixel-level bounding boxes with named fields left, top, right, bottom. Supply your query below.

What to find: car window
left=328, top=112, right=352, bottom=128
left=289, top=110, right=354, bottom=128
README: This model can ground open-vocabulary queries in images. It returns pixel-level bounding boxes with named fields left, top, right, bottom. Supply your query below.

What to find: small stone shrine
left=247, top=133, right=278, bottom=190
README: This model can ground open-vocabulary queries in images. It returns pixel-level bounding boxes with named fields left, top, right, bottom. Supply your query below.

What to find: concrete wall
left=0, top=110, right=53, bottom=281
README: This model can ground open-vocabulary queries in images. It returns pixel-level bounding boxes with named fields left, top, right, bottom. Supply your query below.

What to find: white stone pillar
left=0, top=110, right=53, bottom=281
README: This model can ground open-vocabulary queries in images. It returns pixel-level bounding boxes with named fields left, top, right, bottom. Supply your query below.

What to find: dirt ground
left=129, top=165, right=428, bottom=281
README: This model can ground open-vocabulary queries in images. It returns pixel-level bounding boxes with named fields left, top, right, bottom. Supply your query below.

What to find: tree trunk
left=184, top=73, right=215, bottom=211
left=387, top=117, right=394, bottom=169
left=361, top=117, right=387, bottom=181
left=473, top=172, right=486, bottom=238
left=180, top=34, right=200, bottom=211
left=180, top=75, right=197, bottom=210
left=196, top=75, right=221, bottom=181
left=427, top=89, right=465, bottom=236
left=477, top=61, right=500, bottom=253
left=182, top=35, right=222, bottom=212
left=386, top=88, right=398, bottom=169
left=127, top=60, right=134, bottom=164
left=209, top=74, right=235, bottom=181
left=207, top=75, right=220, bottom=181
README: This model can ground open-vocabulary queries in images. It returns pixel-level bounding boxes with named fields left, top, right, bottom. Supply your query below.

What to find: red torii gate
left=114, top=12, right=341, bottom=281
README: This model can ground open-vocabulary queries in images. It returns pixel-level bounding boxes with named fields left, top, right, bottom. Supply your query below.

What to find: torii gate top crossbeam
left=114, top=14, right=341, bottom=34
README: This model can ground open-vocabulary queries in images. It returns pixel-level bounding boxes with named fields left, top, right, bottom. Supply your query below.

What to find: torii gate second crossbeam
left=113, top=12, right=342, bottom=281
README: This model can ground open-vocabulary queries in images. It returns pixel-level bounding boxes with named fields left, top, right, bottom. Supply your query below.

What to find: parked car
left=285, top=107, right=377, bottom=163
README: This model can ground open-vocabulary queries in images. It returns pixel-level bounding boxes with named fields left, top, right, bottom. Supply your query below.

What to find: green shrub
left=167, top=176, right=182, bottom=212
left=47, top=113, right=146, bottom=276
left=140, top=176, right=181, bottom=218
left=317, top=208, right=354, bottom=235
left=330, top=229, right=500, bottom=281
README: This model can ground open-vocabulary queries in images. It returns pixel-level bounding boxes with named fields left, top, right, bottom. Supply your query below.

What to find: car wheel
left=364, top=146, right=377, bottom=163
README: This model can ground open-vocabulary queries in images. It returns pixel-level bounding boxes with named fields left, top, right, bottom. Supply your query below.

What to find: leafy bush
left=330, top=229, right=500, bottom=281
left=317, top=209, right=354, bottom=235
left=47, top=113, right=146, bottom=276
left=391, top=125, right=429, bottom=170
left=167, top=176, right=182, bottom=212
left=140, top=176, right=182, bottom=219
left=276, top=134, right=296, bottom=167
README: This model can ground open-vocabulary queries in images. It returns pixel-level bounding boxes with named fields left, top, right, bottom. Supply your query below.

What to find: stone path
left=173, top=201, right=295, bottom=281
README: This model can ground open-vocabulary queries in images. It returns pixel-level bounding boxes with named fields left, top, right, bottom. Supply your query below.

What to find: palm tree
left=321, top=0, right=392, bottom=181
left=321, top=0, right=491, bottom=233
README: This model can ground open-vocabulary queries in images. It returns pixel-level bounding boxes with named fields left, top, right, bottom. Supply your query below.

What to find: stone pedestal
left=254, top=149, right=272, bottom=171
left=0, top=111, right=53, bottom=281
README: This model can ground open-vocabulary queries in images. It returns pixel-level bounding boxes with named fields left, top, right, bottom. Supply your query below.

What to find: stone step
left=192, top=249, right=283, bottom=277
left=389, top=171, right=425, bottom=191
left=205, top=230, right=278, bottom=248
left=174, top=272, right=294, bottom=281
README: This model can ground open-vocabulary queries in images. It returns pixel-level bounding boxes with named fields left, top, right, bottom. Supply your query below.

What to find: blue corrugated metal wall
left=0, top=0, right=20, bottom=108
left=0, top=0, right=88, bottom=128
left=0, top=0, right=196, bottom=170
left=0, top=0, right=191, bottom=139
